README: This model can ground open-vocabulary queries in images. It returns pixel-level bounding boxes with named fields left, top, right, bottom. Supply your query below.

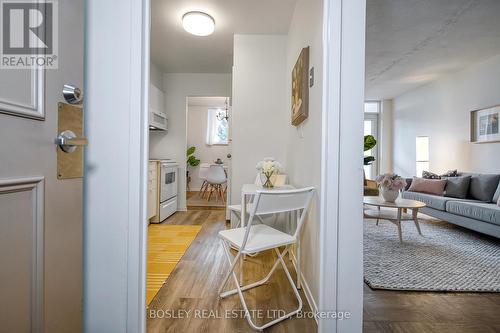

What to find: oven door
left=160, top=165, right=177, bottom=202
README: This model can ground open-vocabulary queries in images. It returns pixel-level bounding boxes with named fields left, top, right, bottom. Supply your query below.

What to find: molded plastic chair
left=198, top=163, right=210, bottom=197
left=205, top=165, right=227, bottom=203
left=218, top=187, right=315, bottom=331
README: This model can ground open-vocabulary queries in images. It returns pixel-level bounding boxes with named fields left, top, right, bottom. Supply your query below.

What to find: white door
left=0, top=0, right=84, bottom=332
left=225, top=71, right=234, bottom=220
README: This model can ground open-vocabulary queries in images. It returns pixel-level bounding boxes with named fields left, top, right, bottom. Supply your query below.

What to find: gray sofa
left=402, top=172, right=500, bottom=239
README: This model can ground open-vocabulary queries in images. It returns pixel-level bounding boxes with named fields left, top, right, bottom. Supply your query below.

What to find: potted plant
left=256, top=158, right=283, bottom=188
left=364, top=134, right=377, bottom=167
left=375, top=173, right=406, bottom=202
left=186, top=146, right=200, bottom=190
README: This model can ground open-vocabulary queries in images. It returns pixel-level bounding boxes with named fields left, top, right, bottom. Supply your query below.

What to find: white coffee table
left=363, top=196, right=426, bottom=243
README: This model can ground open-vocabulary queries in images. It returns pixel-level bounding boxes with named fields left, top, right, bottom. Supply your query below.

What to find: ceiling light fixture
left=182, top=11, right=215, bottom=36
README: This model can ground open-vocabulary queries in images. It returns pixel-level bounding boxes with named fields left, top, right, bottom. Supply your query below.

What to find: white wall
left=149, top=73, right=231, bottom=210
left=393, top=54, right=500, bottom=177
left=379, top=99, right=393, bottom=174
left=187, top=104, right=229, bottom=190
left=285, top=0, right=323, bottom=306
left=150, top=62, right=164, bottom=91
left=231, top=35, right=289, bottom=205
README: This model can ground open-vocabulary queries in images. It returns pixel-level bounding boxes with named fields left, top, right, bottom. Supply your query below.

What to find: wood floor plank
left=146, top=208, right=317, bottom=333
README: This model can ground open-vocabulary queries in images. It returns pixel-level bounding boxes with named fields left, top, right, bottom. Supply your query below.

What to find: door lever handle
left=55, top=130, right=88, bottom=153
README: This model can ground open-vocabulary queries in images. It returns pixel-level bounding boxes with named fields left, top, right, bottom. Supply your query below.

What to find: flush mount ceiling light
left=182, top=11, right=215, bottom=36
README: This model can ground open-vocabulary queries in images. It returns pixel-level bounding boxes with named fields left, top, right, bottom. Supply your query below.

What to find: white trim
left=0, top=68, right=44, bottom=120
left=0, top=176, right=45, bottom=333
left=320, top=0, right=365, bottom=332
left=290, top=251, right=319, bottom=324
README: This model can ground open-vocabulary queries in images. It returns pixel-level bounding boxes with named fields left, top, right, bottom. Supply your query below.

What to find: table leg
left=240, top=192, right=246, bottom=228
left=396, top=208, right=403, bottom=243
left=376, top=206, right=380, bottom=226
left=412, top=208, right=423, bottom=236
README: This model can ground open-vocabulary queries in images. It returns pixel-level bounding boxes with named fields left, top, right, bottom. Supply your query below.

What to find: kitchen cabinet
left=147, top=161, right=158, bottom=220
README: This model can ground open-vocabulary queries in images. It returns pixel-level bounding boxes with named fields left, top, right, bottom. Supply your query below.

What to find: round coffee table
left=363, top=196, right=426, bottom=243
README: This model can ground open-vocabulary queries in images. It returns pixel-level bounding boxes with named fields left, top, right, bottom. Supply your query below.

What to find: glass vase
left=261, top=172, right=274, bottom=188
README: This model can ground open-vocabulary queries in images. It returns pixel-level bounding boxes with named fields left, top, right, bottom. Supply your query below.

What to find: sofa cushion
left=444, top=176, right=471, bottom=199
left=407, top=177, right=447, bottom=196
left=402, top=191, right=451, bottom=211
left=467, top=174, right=500, bottom=202
left=446, top=201, right=500, bottom=226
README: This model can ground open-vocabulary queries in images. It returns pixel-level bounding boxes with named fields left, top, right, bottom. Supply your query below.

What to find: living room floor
left=363, top=214, right=500, bottom=332
left=364, top=283, right=500, bottom=332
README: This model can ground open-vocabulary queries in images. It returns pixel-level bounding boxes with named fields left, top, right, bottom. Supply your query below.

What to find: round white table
left=363, top=196, right=426, bottom=243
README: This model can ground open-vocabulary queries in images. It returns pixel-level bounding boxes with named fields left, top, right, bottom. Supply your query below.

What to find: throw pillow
left=422, top=171, right=441, bottom=179
left=468, top=174, right=500, bottom=202
left=444, top=176, right=471, bottom=199
left=408, top=177, right=447, bottom=196
left=441, top=169, right=459, bottom=177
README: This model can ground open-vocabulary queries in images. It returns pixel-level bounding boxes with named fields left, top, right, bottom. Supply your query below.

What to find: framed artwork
left=471, top=105, right=500, bottom=143
left=291, top=47, right=309, bottom=126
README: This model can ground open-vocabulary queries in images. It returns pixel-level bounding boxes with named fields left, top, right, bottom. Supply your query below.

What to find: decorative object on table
left=214, top=158, right=223, bottom=164
left=291, top=46, right=310, bottom=126
left=471, top=105, right=500, bottom=143
left=407, top=177, right=447, bottom=196
left=256, top=158, right=283, bottom=188
left=375, top=173, right=406, bottom=202
left=364, top=218, right=500, bottom=292
left=186, top=146, right=200, bottom=190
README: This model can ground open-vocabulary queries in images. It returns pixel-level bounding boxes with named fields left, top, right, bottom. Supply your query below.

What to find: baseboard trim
left=290, top=251, right=319, bottom=324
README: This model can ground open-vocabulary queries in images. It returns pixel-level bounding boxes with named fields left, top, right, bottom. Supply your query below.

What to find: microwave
left=149, top=108, right=167, bottom=131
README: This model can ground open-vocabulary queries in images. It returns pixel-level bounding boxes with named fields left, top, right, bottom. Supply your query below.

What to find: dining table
left=238, top=183, right=302, bottom=289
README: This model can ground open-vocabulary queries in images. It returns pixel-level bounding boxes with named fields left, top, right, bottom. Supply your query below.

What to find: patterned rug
left=147, top=224, right=202, bottom=304
left=364, top=217, right=500, bottom=292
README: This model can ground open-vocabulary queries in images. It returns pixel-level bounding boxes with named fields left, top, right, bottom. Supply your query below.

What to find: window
left=364, top=101, right=380, bottom=180
left=206, top=108, right=228, bottom=145
left=416, top=136, right=429, bottom=177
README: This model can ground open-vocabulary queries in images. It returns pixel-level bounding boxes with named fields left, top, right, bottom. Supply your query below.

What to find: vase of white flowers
left=256, top=158, right=283, bottom=188
left=375, top=173, right=407, bottom=202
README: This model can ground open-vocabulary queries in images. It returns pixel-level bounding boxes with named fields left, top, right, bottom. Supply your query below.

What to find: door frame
left=84, top=0, right=365, bottom=331
left=319, top=0, right=365, bottom=332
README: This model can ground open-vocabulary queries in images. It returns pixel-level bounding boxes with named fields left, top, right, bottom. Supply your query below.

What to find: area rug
left=147, top=224, right=202, bottom=304
left=364, top=218, right=500, bottom=292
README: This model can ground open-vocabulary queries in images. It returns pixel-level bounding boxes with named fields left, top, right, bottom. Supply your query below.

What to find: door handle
left=55, top=130, right=88, bottom=153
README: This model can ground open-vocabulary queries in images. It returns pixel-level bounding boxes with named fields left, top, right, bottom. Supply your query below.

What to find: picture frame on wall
left=291, top=46, right=309, bottom=126
left=471, top=105, right=500, bottom=144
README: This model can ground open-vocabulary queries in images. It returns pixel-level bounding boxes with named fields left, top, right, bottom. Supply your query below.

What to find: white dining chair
left=205, top=164, right=227, bottom=203
left=227, top=173, right=288, bottom=227
left=218, top=187, right=315, bottom=331
left=198, top=163, right=210, bottom=197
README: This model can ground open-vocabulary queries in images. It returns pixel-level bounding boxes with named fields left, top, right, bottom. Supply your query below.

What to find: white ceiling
left=187, top=96, right=228, bottom=107
left=366, top=0, right=500, bottom=100
left=151, top=0, right=297, bottom=73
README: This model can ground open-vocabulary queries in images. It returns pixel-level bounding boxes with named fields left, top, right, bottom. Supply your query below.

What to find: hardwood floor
left=147, top=208, right=500, bottom=332
left=186, top=191, right=226, bottom=210
left=146, top=209, right=317, bottom=333
left=364, top=270, right=500, bottom=333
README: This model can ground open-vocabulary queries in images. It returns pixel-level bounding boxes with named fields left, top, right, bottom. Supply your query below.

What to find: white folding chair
left=227, top=173, right=288, bottom=227
left=218, top=187, right=315, bottom=331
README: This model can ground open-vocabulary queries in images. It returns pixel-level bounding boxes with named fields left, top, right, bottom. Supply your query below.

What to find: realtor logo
left=1, top=0, right=58, bottom=68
